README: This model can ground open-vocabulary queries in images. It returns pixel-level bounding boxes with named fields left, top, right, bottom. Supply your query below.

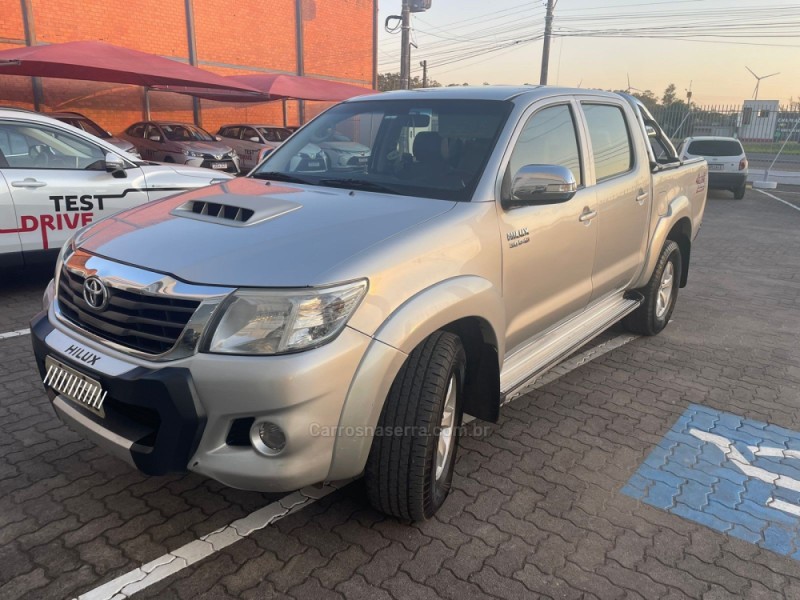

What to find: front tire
left=365, top=331, right=466, bottom=521
left=623, top=240, right=682, bottom=336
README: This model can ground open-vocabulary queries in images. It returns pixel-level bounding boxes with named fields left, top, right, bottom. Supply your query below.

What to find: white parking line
left=755, top=188, right=800, bottom=212
left=0, top=328, right=31, bottom=341
left=77, top=481, right=352, bottom=600
left=77, top=331, right=638, bottom=600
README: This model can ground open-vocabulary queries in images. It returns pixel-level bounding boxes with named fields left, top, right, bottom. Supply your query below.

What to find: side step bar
left=500, top=292, right=642, bottom=401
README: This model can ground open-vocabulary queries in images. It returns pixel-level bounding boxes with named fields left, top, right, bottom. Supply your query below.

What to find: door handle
left=636, top=190, right=648, bottom=205
left=579, top=208, right=598, bottom=223
left=11, top=178, right=47, bottom=189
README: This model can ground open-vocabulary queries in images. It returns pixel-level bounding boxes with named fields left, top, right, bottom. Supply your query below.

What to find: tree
left=662, top=83, right=678, bottom=106
left=378, top=72, right=441, bottom=91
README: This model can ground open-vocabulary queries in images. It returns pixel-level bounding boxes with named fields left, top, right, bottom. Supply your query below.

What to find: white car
left=678, top=136, right=748, bottom=199
left=0, top=109, right=234, bottom=269
left=120, top=122, right=240, bottom=174
left=217, top=124, right=293, bottom=171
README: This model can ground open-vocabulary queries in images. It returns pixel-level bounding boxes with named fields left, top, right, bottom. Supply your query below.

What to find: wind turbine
left=626, top=73, right=642, bottom=94
left=746, top=66, right=779, bottom=100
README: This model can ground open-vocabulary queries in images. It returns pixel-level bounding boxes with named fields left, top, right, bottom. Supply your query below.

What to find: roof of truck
left=346, top=85, right=625, bottom=103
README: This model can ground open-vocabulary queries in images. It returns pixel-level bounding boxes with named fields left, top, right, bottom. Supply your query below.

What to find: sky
left=377, top=0, right=800, bottom=106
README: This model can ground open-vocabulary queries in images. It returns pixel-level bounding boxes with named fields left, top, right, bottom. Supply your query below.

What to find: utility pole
left=540, top=0, right=555, bottom=86
left=400, top=0, right=412, bottom=90
left=420, top=60, right=428, bottom=88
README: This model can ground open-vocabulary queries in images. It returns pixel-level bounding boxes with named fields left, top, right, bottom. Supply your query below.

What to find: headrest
left=413, top=131, right=445, bottom=162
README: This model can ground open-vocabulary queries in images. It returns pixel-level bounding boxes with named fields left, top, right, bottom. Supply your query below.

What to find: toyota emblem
left=83, top=277, right=109, bottom=311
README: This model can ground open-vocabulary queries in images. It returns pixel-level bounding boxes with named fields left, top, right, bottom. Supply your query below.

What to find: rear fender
left=632, top=195, right=692, bottom=289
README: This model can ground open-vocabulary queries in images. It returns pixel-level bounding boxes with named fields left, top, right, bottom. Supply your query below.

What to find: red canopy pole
left=142, top=87, right=151, bottom=120
left=184, top=0, right=202, bottom=126
left=282, top=99, right=287, bottom=128
left=20, top=0, right=43, bottom=111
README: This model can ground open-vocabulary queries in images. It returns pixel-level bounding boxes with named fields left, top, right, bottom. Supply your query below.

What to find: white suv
left=678, top=136, right=748, bottom=199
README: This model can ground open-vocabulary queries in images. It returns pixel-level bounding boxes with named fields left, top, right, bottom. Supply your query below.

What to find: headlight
left=206, top=279, right=368, bottom=355
left=182, top=149, right=203, bottom=158
left=228, top=150, right=238, bottom=158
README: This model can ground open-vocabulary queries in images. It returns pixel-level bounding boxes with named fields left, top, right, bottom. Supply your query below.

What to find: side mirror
left=215, top=135, right=223, bottom=141
left=149, top=134, right=162, bottom=142
left=505, top=164, right=577, bottom=207
left=104, top=152, right=127, bottom=178
left=249, top=136, right=260, bottom=143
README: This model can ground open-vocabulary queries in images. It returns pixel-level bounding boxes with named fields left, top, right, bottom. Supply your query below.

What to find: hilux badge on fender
left=507, top=227, right=530, bottom=248
left=83, top=277, right=109, bottom=311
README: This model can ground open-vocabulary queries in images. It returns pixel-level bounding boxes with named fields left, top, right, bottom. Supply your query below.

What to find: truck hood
left=76, top=177, right=456, bottom=287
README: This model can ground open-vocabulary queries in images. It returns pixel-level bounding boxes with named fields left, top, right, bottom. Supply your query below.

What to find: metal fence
left=650, top=103, right=800, bottom=146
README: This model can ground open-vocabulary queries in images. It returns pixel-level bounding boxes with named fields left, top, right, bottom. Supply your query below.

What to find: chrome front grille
left=57, top=267, right=201, bottom=355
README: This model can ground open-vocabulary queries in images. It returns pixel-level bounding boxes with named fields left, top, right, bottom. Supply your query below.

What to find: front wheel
left=623, top=240, right=682, bottom=336
left=365, top=331, right=466, bottom=521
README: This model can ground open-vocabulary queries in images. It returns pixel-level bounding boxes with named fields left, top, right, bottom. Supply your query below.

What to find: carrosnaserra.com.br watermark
left=309, top=423, right=492, bottom=438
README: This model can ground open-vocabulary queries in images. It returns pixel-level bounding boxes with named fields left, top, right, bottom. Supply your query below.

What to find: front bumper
left=31, top=312, right=204, bottom=475
left=708, top=171, right=747, bottom=190
left=31, top=309, right=373, bottom=491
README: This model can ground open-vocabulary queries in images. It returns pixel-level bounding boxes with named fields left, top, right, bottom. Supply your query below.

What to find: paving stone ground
left=0, top=187, right=799, bottom=599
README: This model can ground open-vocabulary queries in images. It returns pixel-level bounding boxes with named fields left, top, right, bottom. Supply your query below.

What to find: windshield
left=162, top=124, right=215, bottom=142
left=60, top=117, right=109, bottom=139
left=687, top=139, right=743, bottom=157
left=258, top=127, right=292, bottom=142
left=250, top=99, right=512, bottom=201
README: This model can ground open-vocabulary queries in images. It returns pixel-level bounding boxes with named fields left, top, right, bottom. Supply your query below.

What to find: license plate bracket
left=44, top=356, right=106, bottom=417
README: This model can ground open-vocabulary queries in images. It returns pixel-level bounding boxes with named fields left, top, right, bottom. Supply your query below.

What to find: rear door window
left=582, top=104, right=634, bottom=181
left=687, top=140, right=743, bottom=157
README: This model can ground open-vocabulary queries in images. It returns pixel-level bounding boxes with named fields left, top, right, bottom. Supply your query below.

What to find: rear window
left=687, top=140, right=743, bottom=157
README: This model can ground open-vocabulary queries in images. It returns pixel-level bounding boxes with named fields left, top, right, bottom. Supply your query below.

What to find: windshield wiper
left=251, top=171, right=312, bottom=185
left=319, top=179, right=397, bottom=194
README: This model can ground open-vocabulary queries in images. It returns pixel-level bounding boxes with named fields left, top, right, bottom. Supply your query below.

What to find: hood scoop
left=171, top=194, right=301, bottom=227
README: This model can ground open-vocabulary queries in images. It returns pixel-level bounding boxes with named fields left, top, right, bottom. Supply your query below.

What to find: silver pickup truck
left=31, top=87, right=707, bottom=521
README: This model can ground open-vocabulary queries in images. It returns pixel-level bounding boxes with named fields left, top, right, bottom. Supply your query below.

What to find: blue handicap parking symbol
left=623, top=404, right=800, bottom=558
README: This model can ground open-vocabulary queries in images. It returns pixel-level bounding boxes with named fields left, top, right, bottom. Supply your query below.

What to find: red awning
left=151, top=73, right=377, bottom=103
left=230, top=73, right=377, bottom=102
left=0, top=41, right=262, bottom=95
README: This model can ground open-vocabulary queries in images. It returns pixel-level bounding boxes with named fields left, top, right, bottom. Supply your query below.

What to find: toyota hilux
left=31, top=87, right=707, bottom=520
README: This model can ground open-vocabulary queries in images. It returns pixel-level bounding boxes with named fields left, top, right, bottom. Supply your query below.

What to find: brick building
left=0, top=0, right=377, bottom=133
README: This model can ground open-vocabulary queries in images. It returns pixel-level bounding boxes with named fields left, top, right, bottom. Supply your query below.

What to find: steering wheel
left=29, top=144, right=55, bottom=168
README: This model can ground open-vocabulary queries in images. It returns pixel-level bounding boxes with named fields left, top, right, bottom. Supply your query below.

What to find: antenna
left=746, top=66, right=780, bottom=101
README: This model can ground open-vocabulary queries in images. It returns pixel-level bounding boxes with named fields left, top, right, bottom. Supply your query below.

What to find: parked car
left=0, top=109, right=234, bottom=268
left=120, top=121, right=240, bottom=173
left=217, top=124, right=293, bottom=171
left=32, top=87, right=707, bottom=521
left=677, top=136, right=748, bottom=199
left=47, top=111, right=141, bottom=159
left=310, top=125, right=371, bottom=171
